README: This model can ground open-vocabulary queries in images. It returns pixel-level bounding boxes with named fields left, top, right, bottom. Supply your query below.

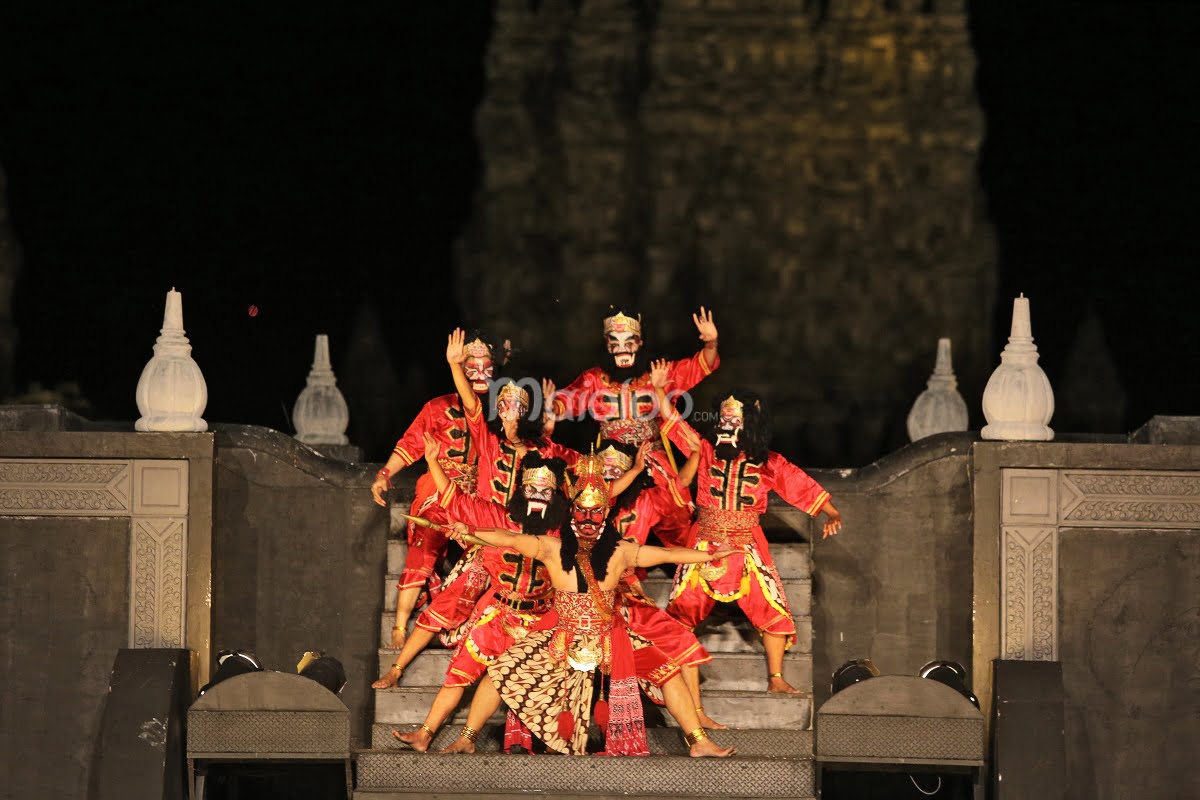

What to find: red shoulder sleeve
left=767, top=451, right=830, bottom=516
left=665, top=349, right=718, bottom=393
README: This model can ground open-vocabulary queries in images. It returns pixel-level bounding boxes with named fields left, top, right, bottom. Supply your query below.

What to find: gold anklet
left=695, top=705, right=705, bottom=715
left=684, top=727, right=709, bottom=746
left=420, top=724, right=436, bottom=738
left=461, top=725, right=479, bottom=743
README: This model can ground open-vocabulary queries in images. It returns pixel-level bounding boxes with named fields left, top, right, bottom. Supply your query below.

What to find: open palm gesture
left=692, top=306, right=717, bottom=343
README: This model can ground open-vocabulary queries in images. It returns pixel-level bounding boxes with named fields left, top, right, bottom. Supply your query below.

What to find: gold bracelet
left=392, top=625, right=403, bottom=631
left=460, top=725, right=479, bottom=743
left=684, top=727, right=709, bottom=746
left=768, top=672, right=783, bottom=678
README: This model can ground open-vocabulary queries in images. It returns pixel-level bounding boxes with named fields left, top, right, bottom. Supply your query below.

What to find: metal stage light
left=831, top=658, right=880, bottom=695
left=918, top=659, right=979, bottom=708
left=198, top=649, right=263, bottom=696
left=296, top=651, right=347, bottom=695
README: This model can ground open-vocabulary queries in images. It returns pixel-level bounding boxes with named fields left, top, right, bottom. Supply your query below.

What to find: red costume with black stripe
left=552, top=351, right=718, bottom=447
left=428, top=484, right=558, bottom=687
left=391, top=394, right=477, bottom=596
left=660, top=412, right=830, bottom=649
left=465, top=402, right=580, bottom=506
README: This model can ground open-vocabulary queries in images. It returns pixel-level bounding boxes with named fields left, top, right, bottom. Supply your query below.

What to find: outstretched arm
left=448, top=522, right=544, bottom=560
left=446, top=328, right=480, bottom=417
left=633, top=543, right=738, bottom=569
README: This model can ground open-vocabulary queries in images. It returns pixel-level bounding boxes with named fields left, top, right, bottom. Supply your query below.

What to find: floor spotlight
left=831, top=658, right=880, bottom=695
left=198, top=649, right=263, bottom=696
left=918, top=659, right=979, bottom=708
left=297, top=651, right=347, bottom=695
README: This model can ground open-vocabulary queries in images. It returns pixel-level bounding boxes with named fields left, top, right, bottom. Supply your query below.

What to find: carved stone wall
left=457, top=0, right=994, bottom=465
left=0, top=458, right=190, bottom=648
left=999, top=466, right=1200, bottom=662
left=0, top=162, right=20, bottom=401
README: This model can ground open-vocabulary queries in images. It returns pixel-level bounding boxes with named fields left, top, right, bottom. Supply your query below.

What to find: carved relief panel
left=0, top=458, right=189, bottom=648
left=999, top=466, right=1200, bottom=661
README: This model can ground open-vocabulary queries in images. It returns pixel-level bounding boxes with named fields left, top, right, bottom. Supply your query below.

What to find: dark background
left=1, top=1, right=1197, bottom=463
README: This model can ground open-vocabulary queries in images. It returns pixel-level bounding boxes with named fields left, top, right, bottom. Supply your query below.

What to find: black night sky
left=1, top=1, right=1198, bottom=462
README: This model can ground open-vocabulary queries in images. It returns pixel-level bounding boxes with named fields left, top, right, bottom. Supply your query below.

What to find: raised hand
left=634, top=440, right=652, bottom=471
left=446, top=328, right=466, bottom=365
left=541, top=378, right=556, bottom=414
left=692, top=306, right=717, bottom=343
left=423, top=432, right=440, bottom=463
left=649, top=358, right=670, bottom=390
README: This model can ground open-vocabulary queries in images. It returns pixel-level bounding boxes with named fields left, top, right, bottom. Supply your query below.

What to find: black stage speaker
left=991, top=659, right=1066, bottom=800
left=89, top=648, right=191, bottom=800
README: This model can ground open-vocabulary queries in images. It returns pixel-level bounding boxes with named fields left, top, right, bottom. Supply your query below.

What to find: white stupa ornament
left=981, top=294, right=1054, bottom=441
left=907, top=337, right=969, bottom=441
left=135, top=288, right=208, bottom=432
left=292, top=334, right=349, bottom=446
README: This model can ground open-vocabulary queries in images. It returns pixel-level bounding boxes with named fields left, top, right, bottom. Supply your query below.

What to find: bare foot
left=371, top=666, right=403, bottom=690
left=689, top=737, right=736, bottom=758
left=698, top=711, right=728, bottom=730
left=767, top=676, right=801, bottom=694
left=439, top=736, right=476, bottom=754
left=392, top=726, right=433, bottom=752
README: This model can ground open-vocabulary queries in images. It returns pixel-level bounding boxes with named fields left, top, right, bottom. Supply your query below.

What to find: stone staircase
left=354, top=512, right=818, bottom=799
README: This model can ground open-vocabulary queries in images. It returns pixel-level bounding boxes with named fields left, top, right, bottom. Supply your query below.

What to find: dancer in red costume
left=651, top=361, right=844, bottom=695
left=592, top=439, right=724, bottom=728
left=391, top=436, right=571, bottom=752
left=439, top=464, right=738, bottom=757
left=371, top=330, right=504, bottom=670
left=552, top=307, right=719, bottom=452
left=374, top=330, right=579, bottom=690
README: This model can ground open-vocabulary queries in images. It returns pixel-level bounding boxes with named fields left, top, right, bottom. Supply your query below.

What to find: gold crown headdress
left=571, top=451, right=611, bottom=509
left=464, top=337, right=492, bottom=359
left=497, top=380, right=531, bottom=409
left=719, top=395, right=744, bottom=418
left=521, top=465, right=557, bottom=491
left=596, top=443, right=633, bottom=474
left=603, top=310, right=642, bottom=338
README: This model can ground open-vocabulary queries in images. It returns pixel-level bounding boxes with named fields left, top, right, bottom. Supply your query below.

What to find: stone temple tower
left=456, top=0, right=995, bottom=465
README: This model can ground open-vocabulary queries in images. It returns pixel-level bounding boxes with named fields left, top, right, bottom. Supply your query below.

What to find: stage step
left=376, top=649, right=813, bottom=693
left=382, top=573, right=812, bottom=616
left=375, top=686, right=811, bottom=730
left=386, top=537, right=812, bottom=579
left=369, top=723, right=813, bottom=758
left=354, top=750, right=815, bottom=797
left=379, top=612, right=813, bottom=655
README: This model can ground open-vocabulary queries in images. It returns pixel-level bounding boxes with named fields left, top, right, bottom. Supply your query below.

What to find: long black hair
left=486, top=369, right=548, bottom=444
left=505, top=453, right=569, bottom=535
left=559, top=515, right=622, bottom=584
left=706, top=387, right=771, bottom=464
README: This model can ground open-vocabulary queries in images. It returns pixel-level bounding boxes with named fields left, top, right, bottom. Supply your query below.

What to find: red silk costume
left=431, top=484, right=558, bottom=687
left=391, top=394, right=478, bottom=594
left=613, top=470, right=694, bottom=550
left=660, top=412, right=830, bottom=649
left=465, top=402, right=580, bottom=506
left=552, top=350, right=718, bottom=446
